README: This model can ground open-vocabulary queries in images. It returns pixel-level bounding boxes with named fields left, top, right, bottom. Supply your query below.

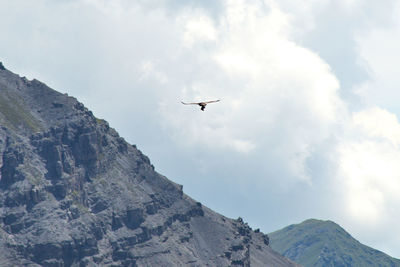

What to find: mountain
left=269, top=219, right=400, bottom=267
left=0, top=63, right=300, bottom=267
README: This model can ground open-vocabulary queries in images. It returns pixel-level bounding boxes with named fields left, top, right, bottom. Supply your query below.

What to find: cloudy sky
left=1, top=0, right=400, bottom=258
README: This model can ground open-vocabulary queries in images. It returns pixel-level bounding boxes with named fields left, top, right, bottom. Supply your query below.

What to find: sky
left=1, top=0, right=400, bottom=258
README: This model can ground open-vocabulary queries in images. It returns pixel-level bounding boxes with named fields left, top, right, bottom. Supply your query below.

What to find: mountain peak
left=269, top=219, right=400, bottom=267
left=0, top=68, right=87, bottom=136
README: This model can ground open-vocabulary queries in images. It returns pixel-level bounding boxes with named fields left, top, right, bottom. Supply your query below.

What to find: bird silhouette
left=181, top=100, right=221, bottom=111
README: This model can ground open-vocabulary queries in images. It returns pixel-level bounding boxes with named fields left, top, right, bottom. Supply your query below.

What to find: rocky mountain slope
left=0, top=63, right=300, bottom=266
left=269, top=219, right=400, bottom=267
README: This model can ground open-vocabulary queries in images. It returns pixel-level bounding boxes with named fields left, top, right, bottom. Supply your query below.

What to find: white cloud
left=352, top=107, right=400, bottom=146
left=337, top=140, right=400, bottom=223
left=335, top=107, right=400, bottom=253
left=332, top=4, right=400, bottom=246
left=157, top=0, right=345, bottom=183
left=337, top=0, right=361, bottom=10
left=139, top=60, right=168, bottom=84
left=180, top=11, right=217, bottom=47
left=2, top=0, right=400, bottom=258
left=352, top=1, right=400, bottom=113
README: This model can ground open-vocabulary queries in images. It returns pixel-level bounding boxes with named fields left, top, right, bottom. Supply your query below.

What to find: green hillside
left=269, top=219, right=400, bottom=267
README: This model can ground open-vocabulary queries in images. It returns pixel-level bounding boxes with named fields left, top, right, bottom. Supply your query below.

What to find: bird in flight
left=181, top=100, right=221, bottom=111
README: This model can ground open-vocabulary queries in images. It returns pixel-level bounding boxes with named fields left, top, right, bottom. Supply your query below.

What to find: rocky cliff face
left=0, top=64, right=300, bottom=267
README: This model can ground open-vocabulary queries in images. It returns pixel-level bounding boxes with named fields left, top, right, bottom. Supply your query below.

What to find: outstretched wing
left=203, top=99, right=221, bottom=104
left=181, top=101, right=200, bottom=105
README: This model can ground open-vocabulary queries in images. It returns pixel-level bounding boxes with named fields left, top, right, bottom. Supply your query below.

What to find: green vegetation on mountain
left=269, top=219, right=400, bottom=267
left=0, top=91, right=41, bottom=132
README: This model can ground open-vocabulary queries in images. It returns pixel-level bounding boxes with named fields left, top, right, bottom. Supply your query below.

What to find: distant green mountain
left=269, top=219, right=400, bottom=267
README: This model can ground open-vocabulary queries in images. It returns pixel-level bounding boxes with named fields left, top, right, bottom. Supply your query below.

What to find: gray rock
left=0, top=65, right=301, bottom=266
